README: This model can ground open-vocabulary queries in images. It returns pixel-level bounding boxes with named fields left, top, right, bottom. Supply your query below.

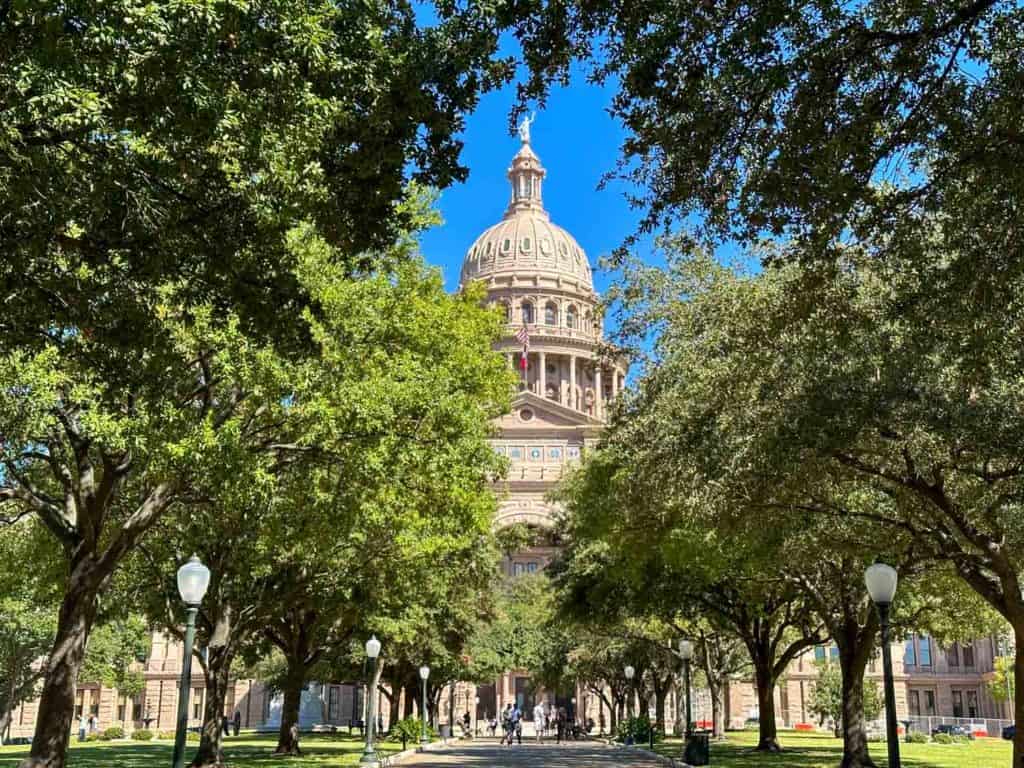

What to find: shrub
left=390, top=716, right=435, bottom=744
left=933, top=732, right=953, bottom=744
left=100, top=726, right=125, bottom=740
left=84, top=732, right=101, bottom=742
left=157, top=730, right=176, bottom=740
left=906, top=731, right=928, bottom=744
left=131, top=729, right=154, bottom=741
left=186, top=730, right=201, bottom=742
left=616, top=715, right=659, bottom=745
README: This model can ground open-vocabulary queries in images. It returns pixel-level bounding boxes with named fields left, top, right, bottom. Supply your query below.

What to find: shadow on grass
left=0, top=734, right=403, bottom=768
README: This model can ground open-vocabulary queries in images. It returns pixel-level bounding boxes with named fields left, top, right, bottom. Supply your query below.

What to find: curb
left=607, top=738, right=694, bottom=768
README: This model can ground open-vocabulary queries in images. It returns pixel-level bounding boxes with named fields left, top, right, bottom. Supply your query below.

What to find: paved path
left=396, top=738, right=668, bottom=767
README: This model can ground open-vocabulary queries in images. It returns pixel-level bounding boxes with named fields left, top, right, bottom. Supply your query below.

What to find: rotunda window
left=544, top=302, right=557, bottom=325
left=502, top=238, right=511, bottom=252
left=519, top=408, right=534, bottom=422
left=522, top=237, right=532, bottom=252
left=540, top=238, right=552, bottom=254
left=502, top=302, right=512, bottom=323
left=521, top=301, right=534, bottom=325
left=566, top=305, right=577, bottom=329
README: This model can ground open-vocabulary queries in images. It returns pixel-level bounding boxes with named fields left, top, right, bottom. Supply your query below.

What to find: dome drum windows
left=540, top=238, right=552, bottom=255
left=544, top=302, right=558, bottom=325
left=566, top=305, right=578, bottom=329
left=501, top=238, right=512, bottom=253
left=521, top=237, right=532, bottom=252
left=521, top=301, right=535, bottom=325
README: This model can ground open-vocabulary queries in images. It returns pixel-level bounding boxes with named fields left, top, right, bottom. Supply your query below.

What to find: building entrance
left=515, top=677, right=536, bottom=720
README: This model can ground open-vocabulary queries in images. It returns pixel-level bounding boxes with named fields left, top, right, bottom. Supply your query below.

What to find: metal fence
left=901, top=716, right=1012, bottom=737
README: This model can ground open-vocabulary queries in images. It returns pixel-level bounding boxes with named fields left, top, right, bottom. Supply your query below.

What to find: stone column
left=539, top=351, right=547, bottom=399
left=569, top=355, right=577, bottom=410
left=595, top=365, right=603, bottom=419
left=612, top=367, right=620, bottom=399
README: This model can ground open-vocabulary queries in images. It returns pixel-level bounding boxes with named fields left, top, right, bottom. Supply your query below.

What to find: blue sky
left=418, top=73, right=648, bottom=300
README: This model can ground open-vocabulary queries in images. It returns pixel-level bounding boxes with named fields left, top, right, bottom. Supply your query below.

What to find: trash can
left=683, top=730, right=711, bottom=766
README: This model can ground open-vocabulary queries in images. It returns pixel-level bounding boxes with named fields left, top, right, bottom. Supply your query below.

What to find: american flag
left=516, top=324, right=529, bottom=370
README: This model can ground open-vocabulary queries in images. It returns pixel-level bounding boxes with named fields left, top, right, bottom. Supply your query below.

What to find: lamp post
left=474, top=696, right=480, bottom=736
left=172, top=556, right=210, bottom=768
left=679, top=639, right=694, bottom=738
left=361, top=636, right=382, bottom=765
left=866, top=563, right=901, bottom=768
left=419, top=666, right=430, bottom=747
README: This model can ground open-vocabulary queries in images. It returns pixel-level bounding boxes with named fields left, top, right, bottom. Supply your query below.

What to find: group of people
left=76, top=714, right=99, bottom=741
left=492, top=701, right=578, bottom=746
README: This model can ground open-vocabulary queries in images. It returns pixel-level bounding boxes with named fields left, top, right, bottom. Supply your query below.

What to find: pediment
left=497, top=391, right=603, bottom=430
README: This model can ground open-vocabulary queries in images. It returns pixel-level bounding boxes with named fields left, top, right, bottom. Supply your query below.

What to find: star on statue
left=517, top=112, right=536, bottom=145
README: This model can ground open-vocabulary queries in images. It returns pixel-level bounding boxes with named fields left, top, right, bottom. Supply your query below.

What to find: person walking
left=233, top=710, right=242, bottom=736
left=88, top=713, right=98, bottom=735
left=501, top=703, right=514, bottom=746
left=77, top=714, right=87, bottom=743
left=556, top=706, right=567, bottom=744
left=533, top=701, right=546, bottom=742
left=511, top=704, right=523, bottom=745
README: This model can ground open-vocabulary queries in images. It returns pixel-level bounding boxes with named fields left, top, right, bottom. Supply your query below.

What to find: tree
left=513, top=0, right=1023, bottom=293
left=0, top=2, right=516, bottom=764
left=602, top=242, right=1024, bottom=763
left=0, top=522, right=58, bottom=744
left=809, top=661, right=882, bottom=739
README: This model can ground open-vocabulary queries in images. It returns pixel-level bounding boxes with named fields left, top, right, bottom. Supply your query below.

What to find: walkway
left=396, top=739, right=667, bottom=767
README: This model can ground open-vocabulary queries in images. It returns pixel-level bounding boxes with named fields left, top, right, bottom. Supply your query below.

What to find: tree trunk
left=190, top=645, right=235, bottom=767
left=752, top=661, right=780, bottom=752
left=0, top=708, right=11, bottom=746
left=834, top=620, right=877, bottom=768
left=654, top=688, right=667, bottom=734
left=19, top=564, right=99, bottom=768
left=274, top=659, right=306, bottom=756
left=708, top=679, right=725, bottom=739
left=391, top=685, right=402, bottom=724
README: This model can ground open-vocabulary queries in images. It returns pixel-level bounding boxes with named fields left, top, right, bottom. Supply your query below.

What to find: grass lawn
left=653, top=729, right=1011, bottom=768
left=0, top=732, right=411, bottom=768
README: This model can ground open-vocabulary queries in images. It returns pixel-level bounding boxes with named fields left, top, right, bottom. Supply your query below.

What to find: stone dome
left=459, top=142, right=594, bottom=292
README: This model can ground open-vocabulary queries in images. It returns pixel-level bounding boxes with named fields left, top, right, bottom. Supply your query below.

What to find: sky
left=418, top=72, right=649, bottom=300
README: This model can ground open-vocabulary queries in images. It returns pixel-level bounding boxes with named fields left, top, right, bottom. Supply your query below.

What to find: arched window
left=566, top=305, right=577, bottom=329
left=521, top=302, right=534, bottom=325
left=544, top=302, right=557, bottom=325
left=502, top=302, right=512, bottom=323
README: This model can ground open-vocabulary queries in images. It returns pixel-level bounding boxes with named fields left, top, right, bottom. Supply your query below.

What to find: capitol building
left=3, top=128, right=1007, bottom=743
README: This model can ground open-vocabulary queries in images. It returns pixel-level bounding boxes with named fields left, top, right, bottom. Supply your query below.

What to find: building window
left=948, top=644, right=959, bottom=667
left=919, top=636, right=932, bottom=667
left=328, top=687, right=340, bottom=721
left=548, top=447, right=562, bottom=460
left=509, top=447, right=523, bottom=459
left=814, top=646, right=826, bottom=662
left=527, top=563, right=538, bottom=574
left=924, top=690, right=936, bottom=716
left=963, top=642, right=975, bottom=668
left=545, top=303, right=557, bottom=325
left=502, top=303, right=512, bottom=323
left=521, top=302, right=534, bottom=324
left=566, top=305, right=577, bottom=329
left=909, top=691, right=920, bottom=716
left=966, top=690, right=979, bottom=718
left=75, top=690, right=84, bottom=718
left=502, top=238, right=511, bottom=252
left=193, top=687, right=203, bottom=720
left=540, top=237, right=552, bottom=254
left=518, top=408, right=534, bottom=423
left=493, top=445, right=505, bottom=456
left=117, top=694, right=128, bottom=723
left=952, top=690, right=964, bottom=718
left=904, top=639, right=917, bottom=667
left=529, top=447, right=542, bottom=461
left=522, top=237, right=532, bottom=251
left=567, top=446, right=581, bottom=460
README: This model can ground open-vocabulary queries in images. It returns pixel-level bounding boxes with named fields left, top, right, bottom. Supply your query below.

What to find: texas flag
left=516, top=324, right=529, bottom=370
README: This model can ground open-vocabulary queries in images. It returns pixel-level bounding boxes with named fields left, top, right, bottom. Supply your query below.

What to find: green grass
left=0, top=732, right=410, bottom=768
left=653, top=729, right=1011, bottom=768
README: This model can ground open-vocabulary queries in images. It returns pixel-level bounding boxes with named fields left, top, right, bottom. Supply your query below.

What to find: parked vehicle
left=931, top=724, right=975, bottom=740
left=1002, top=724, right=1015, bottom=741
